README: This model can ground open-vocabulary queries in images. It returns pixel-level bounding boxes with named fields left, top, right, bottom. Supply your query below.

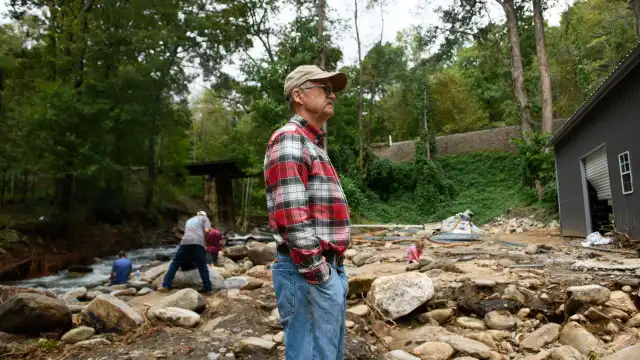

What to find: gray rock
left=73, top=338, right=111, bottom=348
left=225, top=245, right=250, bottom=262
left=0, top=285, right=56, bottom=303
left=136, top=288, right=153, bottom=296
left=605, top=291, right=638, bottom=313
left=63, top=287, right=88, bottom=302
left=627, top=313, right=640, bottom=327
left=224, top=276, right=263, bottom=290
left=110, top=288, right=137, bottom=297
left=273, top=331, right=284, bottom=344
left=154, top=268, right=225, bottom=291
left=80, top=294, right=144, bottom=334
left=353, top=248, right=377, bottom=266
left=232, top=337, right=276, bottom=356
left=474, top=279, right=497, bottom=287
left=584, top=307, right=610, bottom=321
left=484, top=310, right=516, bottom=331
left=550, top=345, right=584, bottom=360
left=142, top=262, right=170, bottom=282
left=367, top=272, right=434, bottom=320
left=380, top=350, right=421, bottom=360
left=0, top=293, right=72, bottom=336
left=149, top=288, right=205, bottom=316
left=421, top=308, right=454, bottom=325
left=602, top=343, right=640, bottom=360
left=61, top=326, right=96, bottom=344
left=85, top=291, right=102, bottom=301
left=558, top=322, right=601, bottom=355
left=456, top=316, right=487, bottom=331
left=247, top=242, right=276, bottom=266
left=566, top=285, right=611, bottom=305
left=126, top=280, right=152, bottom=290
left=520, top=323, right=561, bottom=351
left=151, top=307, right=200, bottom=327
left=439, top=334, right=493, bottom=359
left=411, top=342, right=454, bottom=360
left=346, top=304, right=370, bottom=316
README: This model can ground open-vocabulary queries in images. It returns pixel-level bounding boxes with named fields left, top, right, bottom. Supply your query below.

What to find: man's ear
left=292, top=89, right=304, bottom=106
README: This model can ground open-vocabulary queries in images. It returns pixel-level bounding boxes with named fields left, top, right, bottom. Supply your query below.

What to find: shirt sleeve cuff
left=302, top=261, right=331, bottom=284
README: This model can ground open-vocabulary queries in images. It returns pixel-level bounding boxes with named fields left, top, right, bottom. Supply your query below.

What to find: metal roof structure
left=550, top=42, right=640, bottom=146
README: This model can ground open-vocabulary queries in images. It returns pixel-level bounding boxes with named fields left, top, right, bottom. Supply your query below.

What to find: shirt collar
left=289, top=114, right=325, bottom=146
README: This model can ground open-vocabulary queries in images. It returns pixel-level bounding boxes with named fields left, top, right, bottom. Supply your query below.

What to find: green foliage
left=344, top=151, right=537, bottom=225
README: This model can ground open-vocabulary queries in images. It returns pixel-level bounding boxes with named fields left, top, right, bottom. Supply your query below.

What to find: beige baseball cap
left=284, top=65, right=348, bottom=98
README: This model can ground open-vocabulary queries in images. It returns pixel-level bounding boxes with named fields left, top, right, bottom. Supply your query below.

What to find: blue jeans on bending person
left=162, top=244, right=212, bottom=291
left=271, top=253, right=348, bottom=360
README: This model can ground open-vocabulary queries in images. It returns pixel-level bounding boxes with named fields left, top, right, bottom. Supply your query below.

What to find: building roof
left=550, top=42, right=640, bottom=146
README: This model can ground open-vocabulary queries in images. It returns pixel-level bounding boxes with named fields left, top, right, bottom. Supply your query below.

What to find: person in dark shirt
left=206, top=227, right=223, bottom=266
left=111, top=251, right=133, bottom=285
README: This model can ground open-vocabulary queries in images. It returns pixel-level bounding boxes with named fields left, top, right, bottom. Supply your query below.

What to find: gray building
left=550, top=42, right=640, bottom=239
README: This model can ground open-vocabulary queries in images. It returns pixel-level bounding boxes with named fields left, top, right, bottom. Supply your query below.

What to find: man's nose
left=327, top=91, right=337, bottom=100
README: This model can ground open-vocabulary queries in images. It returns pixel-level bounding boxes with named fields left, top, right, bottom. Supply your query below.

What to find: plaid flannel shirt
left=264, top=115, right=351, bottom=284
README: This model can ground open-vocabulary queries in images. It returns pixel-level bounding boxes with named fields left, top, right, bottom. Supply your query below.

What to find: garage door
left=584, top=147, right=612, bottom=200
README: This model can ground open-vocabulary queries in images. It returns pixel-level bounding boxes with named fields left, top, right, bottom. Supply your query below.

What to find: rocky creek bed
left=1, top=231, right=640, bottom=360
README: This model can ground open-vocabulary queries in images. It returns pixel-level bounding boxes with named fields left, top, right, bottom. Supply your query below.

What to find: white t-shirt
left=180, top=215, right=211, bottom=247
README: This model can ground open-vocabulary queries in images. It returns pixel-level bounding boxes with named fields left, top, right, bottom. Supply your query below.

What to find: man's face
left=292, top=79, right=337, bottom=120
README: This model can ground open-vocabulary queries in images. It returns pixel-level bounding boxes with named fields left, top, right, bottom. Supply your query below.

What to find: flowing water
left=9, top=246, right=179, bottom=295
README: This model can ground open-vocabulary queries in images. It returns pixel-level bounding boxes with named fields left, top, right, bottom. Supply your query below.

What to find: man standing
left=110, top=251, right=133, bottom=285
left=206, top=225, right=223, bottom=266
left=160, top=210, right=213, bottom=294
left=264, top=65, right=351, bottom=359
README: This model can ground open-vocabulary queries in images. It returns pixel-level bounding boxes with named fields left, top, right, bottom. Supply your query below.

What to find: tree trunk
left=499, top=0, right=534, bottom=136
left=144, top=130, right=157, bottom=210
left=0, top=169, right=6, bottom=207
left=533, top=0, right=553, bottom=134
left=317, top=0, right=328, bottom=151
left=631, top=0, right=640, bottom=38
left=355, top=0, right=365, bottom=173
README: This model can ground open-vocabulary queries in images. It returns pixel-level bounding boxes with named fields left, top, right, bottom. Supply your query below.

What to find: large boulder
left=148, top=288, right=205, bottom=316
left=353, top=248, right=377, bottom=266
left=80, top=294, right=144, bottom=334
left=225, top=245, right=250, bottom=261
left=0, top=293, right=72, bottom=336
left=153, top=268, right=225, bottom=291
left=0, top=285, right=56, bottom=303
left=367, top=272, right=434, bottom=320
left=247, top=242, right=276, bottom=266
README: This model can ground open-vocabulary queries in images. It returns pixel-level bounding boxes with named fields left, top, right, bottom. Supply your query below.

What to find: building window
left=618, top=151, right=633, bottom=194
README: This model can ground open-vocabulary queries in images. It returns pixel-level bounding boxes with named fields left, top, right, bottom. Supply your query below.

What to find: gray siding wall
left=555, top=65, right=640, bottom=239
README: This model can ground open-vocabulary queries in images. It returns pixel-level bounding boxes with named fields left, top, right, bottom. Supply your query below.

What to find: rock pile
left=483, top=216, right=559, bottom=234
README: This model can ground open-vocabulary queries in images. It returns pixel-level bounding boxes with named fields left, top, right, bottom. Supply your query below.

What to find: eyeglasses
left=299, top=84, right=334, bottom=96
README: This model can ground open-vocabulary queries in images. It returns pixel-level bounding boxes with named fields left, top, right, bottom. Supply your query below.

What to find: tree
left=533, top=0, right=553, bottom=134
left=437, top=0, right=534, bottom=136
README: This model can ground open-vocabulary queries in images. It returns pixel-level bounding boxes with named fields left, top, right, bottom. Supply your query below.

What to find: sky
left=0, top=0, right=576, bottom=101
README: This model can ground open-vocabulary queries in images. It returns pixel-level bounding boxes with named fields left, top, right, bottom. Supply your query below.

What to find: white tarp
left=441, top=210, right=484, bottom=234
left=581, top=231, right=613, bottom=247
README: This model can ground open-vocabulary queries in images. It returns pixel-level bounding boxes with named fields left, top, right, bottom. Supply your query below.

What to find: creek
left=7, top=246, right=178, bottom=295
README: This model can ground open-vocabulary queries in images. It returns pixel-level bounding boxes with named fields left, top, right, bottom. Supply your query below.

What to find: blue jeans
left=271, top=254, right=348, bottom=360
left=162, top=244, right=212, bottom=291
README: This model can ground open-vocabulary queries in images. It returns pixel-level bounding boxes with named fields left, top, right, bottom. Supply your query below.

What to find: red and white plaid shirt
left=264, top=115, right=351, bottom=284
